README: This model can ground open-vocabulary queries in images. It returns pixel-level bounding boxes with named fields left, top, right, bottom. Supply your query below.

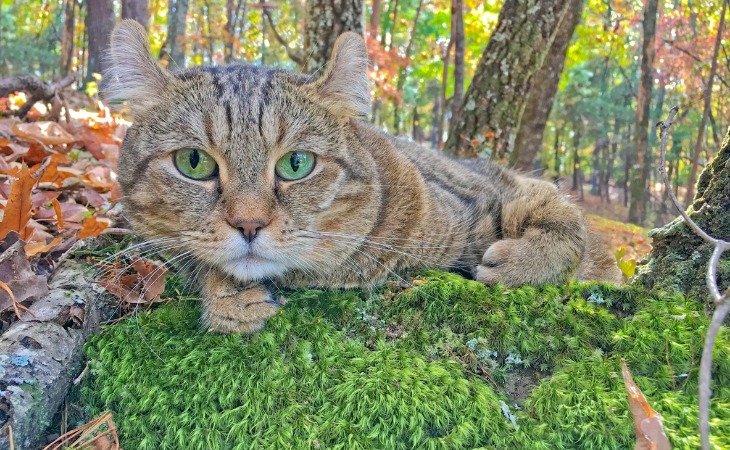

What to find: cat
left=103, top=20, right=622, bottom=334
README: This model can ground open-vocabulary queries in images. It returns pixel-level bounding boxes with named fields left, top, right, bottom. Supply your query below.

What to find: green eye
left=174, top=148, right=218, bottom=180
left=275, top=151, right=316, bottom=181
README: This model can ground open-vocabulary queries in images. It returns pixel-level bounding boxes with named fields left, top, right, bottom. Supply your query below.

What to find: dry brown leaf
left=0, top=234, right=49, bottom=315
left=621, top=358, right=671, bottom=450
left=0, top=164, right=36, bottom=240
left=51, top=198, right=65, bottom=229
left=101, top=257, right=167, bottom=305
left=79, top=216, right=110, bottom=238
left=13, top=121, right=76, bottom=145
left=25, top=236, right=63, bottom=257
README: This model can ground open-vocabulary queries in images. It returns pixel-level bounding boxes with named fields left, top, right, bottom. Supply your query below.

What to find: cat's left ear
left=310, top=32, right=371, bottom=119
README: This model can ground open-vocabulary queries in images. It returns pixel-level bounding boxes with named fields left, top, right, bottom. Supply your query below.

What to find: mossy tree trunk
left=509, top=0, right=584, bottom=171
left=304, top=0, right=364, bottom=74
left=85, top=0, right=115, bottom=84
left=443, top=0, right=571, bottom=159
left=634, top=128, right=730, bottom=301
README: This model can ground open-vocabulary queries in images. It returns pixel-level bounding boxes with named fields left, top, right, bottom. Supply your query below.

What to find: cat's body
left=105, top=21, right=621, bottom=333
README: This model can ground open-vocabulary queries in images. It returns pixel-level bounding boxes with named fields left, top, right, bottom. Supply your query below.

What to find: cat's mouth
left=221, top=251, right=287, bottom=281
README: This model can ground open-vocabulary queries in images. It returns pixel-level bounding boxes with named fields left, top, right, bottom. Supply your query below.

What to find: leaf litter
left=0, top=87, right=167, bottom=334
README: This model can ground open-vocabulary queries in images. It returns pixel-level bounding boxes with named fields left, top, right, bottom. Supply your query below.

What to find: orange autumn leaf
left=51, top=198, right=65, bottom=230
left=79, top=216, right=110, bottom=238
left=621, top=359, right=671, bottom=450
left=25, top=236, right=63, bottom=257
left=101, top=257, right=167, bottom=305
left=0, top=164, right=36, bottom=241
left=12, top=121, right=76, bottom=146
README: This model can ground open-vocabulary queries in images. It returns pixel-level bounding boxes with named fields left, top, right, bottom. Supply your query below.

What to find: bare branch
left=656, top=105, right=730, bottom=450
left=263, top=10, right=304, bottom=66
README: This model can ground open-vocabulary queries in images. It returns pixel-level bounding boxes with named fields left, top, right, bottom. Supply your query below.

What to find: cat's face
left=104, top=21, right=378, bottom=282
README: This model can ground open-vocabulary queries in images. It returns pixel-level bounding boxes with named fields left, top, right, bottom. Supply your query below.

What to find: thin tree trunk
left=60, top=0, right=76, bottom=76
left=393, top=0, right=424, bottom=133
left=224, top=0, right=236, bottom=62
left=85, top=0, right=115, bottom=84
left=553, top=124, right=564, bottom=181
left=304, top=0, right=364, bottom=74
left=510, top=0, right=584, bottom=170
left=370, top=0, right=381, bottom=38
left=437, top=38, right=454, bottom=149
left=627, top=0, right=659, bottom=225
left=122, top=0, right=150, bottom=29
left=166, top=0, right=191, bottom=70
left=450, top=0, right=465, bottom=124
left=686, top=0, right=727, bottom=205
left=603, top=120, right=619, bottom=203
left=444, top=0, right=572, bottom=159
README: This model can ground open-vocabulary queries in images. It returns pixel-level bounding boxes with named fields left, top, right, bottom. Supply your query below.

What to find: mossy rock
left=75, top=271, right=730, bottom=449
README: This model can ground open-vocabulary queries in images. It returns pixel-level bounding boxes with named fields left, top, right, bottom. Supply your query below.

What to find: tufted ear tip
left=101, top=19, right=172, bottom=112
left=311, top=32, right=371, bottom=119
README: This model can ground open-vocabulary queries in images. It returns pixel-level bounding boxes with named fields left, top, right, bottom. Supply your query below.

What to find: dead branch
left=263, top=10, right=305, bottom=66
left=0, top=73, right=76, bottom=119
left=656, top=105, right=730, bottom=450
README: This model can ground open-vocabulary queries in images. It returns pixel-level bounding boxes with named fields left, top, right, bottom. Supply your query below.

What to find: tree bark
left=122, top=0, right=150, bottom=29
left=392, top=0, right=424, bottom=133
left=303, top=0, right=364, bottom=74
left=60, top=0, right=77, bottom=77
left=449, top=0, right=465, bottom=124
left=166, top=0, right=190, bottom=70
left=370, top=0, right=381, bottom=38
left=685, top=0, right=727, bottom=205
left=443, top=0, right=572, bottom=159
left=509, top=0, right=584, bottom=170
left=627, top=0, right=659, bottom=225
left=634, top=129, right=730, bottom=302
left=85, top=0, right=115, bottom=84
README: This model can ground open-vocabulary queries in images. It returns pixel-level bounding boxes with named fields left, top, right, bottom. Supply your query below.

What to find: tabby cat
left=103, top=20, right=621, bottom=334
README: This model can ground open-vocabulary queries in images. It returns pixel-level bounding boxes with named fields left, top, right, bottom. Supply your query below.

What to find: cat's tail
left=576, top=230, right=624, bottom=284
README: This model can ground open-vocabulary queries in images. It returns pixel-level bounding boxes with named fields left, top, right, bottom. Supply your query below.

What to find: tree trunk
left=370, top=0, right=381, bottom=38
left=437, top=38, right=454, bottom=149
left=602, top=120, right=620, bottom=203
left=60, top=0, right=76, bottom=76
left=392, top=0, right=424, bottom=134
left=627, top=0, right=659, bottom=225
left=224, top=0, right=236, bottom=63
left=509, top=0, right=584, bottom=170
left=304, top=0, right=364, bottom=74
left=552, top=124, right=564, bottom=180
left=166, top=0, right=190, bottom=70
left=449, top=0, right=465, bottom=124
left=122, top=0, right=150, bottom=29
left=85, top=0, right=115, bottom=84
left=571, top=123, right=582, bottom=192
left=685, top=0, right=726, bottom=205
left=443, top=0, right=571, bottom=159
left=634, top=128, right=730, bottom=302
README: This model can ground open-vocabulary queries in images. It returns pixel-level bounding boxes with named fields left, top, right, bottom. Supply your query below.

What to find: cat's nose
left=231, top=219, right=269, bottom=243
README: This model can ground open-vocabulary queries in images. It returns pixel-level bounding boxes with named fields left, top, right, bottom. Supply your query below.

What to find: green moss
left=75, top=271, right=730, bottom=449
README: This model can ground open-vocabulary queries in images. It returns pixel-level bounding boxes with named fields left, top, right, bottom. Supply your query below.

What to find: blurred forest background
left=0, top=0, right=728, bottom=229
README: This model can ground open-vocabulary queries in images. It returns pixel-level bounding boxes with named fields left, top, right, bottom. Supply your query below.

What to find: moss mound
left=76, top=271, right=730, bottom=449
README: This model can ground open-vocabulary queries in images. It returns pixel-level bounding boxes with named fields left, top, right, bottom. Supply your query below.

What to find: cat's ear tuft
left=311, top=32, right=371, bottom=119
left=101, top=19, right=172, bottom=113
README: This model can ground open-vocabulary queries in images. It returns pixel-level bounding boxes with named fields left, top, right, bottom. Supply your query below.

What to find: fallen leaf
left=13, top=121, right=76, bottom=145
left=51, top=198, right=65, bottom=229
left=621, top=359, right=671, bottom=450
left=0, top=235, right=49, bottom=315
left=101, top=257, right=168, bottom=305
left=0, top=164, right=36, bottom=241
left=79, top=215, right=110, bottom=238
left=25, top=236, right=63, bottom=257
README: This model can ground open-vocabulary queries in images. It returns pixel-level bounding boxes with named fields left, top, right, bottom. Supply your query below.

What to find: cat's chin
left=221, top=255, right=287, bottom=282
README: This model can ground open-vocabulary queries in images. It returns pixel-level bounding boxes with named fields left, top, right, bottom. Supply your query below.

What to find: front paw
left=475, top=236, right=573, bottom=287
left=203, top=284, right=279, bottom=334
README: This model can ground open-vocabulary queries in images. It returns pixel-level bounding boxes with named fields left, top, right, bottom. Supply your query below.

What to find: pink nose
left=229, top=219, right=270, bottom=243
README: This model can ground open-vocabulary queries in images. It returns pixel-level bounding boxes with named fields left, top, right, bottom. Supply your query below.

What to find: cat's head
left=103, top=20, right=381, bottom=282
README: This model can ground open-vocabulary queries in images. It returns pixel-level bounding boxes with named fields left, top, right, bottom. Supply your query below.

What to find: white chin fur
left=222, top=258, right=286, bottom=281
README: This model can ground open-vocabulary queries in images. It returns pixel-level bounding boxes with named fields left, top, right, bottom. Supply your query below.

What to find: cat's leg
left=475, top=181, right=586, bottom=287
left=201, top=270, right=279, bottom=333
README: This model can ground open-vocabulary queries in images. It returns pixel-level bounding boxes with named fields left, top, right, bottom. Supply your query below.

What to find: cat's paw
left=476, top=235, right=575, bottom=287
left=203, top=284, right=279, bottom=334
left=475, top=238, right=527, bottom=287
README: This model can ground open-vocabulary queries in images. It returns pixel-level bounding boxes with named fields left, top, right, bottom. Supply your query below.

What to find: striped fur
left=105, top=20, right=621, bottom=333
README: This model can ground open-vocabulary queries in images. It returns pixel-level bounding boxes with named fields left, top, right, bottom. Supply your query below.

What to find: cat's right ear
left=102, top=20, right=173, bottom=114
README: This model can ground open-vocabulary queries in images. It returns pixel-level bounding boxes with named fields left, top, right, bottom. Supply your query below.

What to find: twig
left=262, top=10, right=305, bottom=66
left=656, top=105, right=730, bottom=450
